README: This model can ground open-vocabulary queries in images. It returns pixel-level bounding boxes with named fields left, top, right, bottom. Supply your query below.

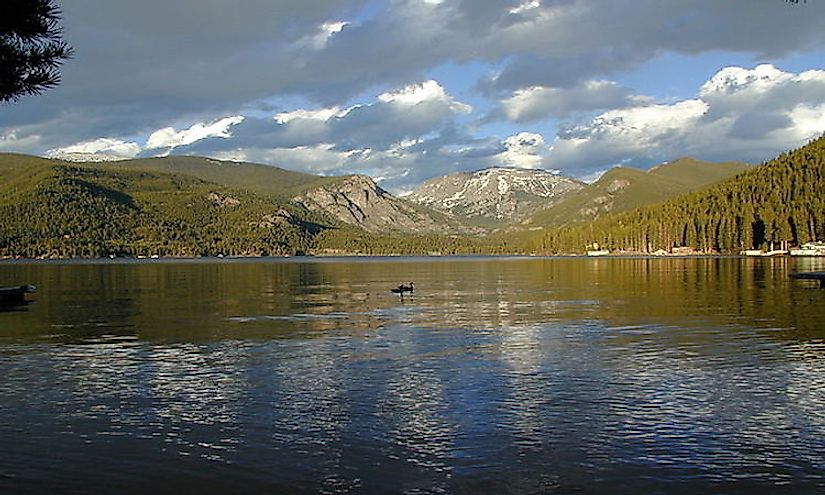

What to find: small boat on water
left=790, top=242, right=825, bottom=257
left=586, top=250, right=610, bottom=257
left=0, top=285, right=36, bottom=306
left=790, top=271, right=825, bottom=288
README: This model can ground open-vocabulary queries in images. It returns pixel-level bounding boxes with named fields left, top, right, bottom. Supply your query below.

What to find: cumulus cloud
left=498, top=132, right=549, bottom=168
left=378, top=80, right=471, bottom=112
left=2, top=0, right=824, bottom=172
left=47, top=138, right=141, bottom=159
left=500, top=80, right=641, bottom=121
left=145, top=116, right=245, bottom=151
left=231, top=80, right=472, bottom=153
left=47, top=116, right=246, bottom=161
left=545, top=65, right=825, bottom=174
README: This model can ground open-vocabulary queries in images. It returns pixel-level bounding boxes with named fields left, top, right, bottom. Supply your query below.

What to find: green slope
left=107, top=155, right=347, bottom=199
left=532, top=136, right=825, bottom=254
left=523, top=158, right=751, bottom=228
left=0, top=154, right=328, bottom=258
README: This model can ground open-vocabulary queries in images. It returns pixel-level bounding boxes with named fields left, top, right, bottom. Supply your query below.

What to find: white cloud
left=146, top=116, right=245, bottom=150
left=378, top=80, right=472, bottom=112
left=255, top=144, right=355, bottom=175
left=256, top=79, right=472, bottom=151
left=498, top=132, right=548, bottom=169
left=501, top=80, right=641, bottom=121
left=700, top=64, right=795, bottom=97
left=788, top=103, right=825, bottom=140
left=510, top=0, right=541, bottom=15
left=274, top=107, right=347, bottom=124
left=305, top=20, right=350, bottom=50
left=546, top=65, right=825, bottom=173
left=47, top=138, right=142, bottom=159
left=0, top=129, right=43, bottom=154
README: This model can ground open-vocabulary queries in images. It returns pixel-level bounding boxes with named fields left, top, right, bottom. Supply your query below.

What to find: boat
left=790, top=271, right=825, bottom=288
left=586, top=250, right=610, bottom=257
left=790, top=242, right=825, bottom=257
left=0, top=285, right=36, bottom=306
left=741, top=249, right=789, bottom=257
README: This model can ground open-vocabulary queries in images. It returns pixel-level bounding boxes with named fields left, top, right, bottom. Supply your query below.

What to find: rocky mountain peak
left=406, top=167, right=584, bottom=224
left=292, top=174, right=471, bottom=234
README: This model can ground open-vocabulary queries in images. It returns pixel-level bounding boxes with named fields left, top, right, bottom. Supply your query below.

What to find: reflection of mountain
left=5, top=257, right=824, bottom=344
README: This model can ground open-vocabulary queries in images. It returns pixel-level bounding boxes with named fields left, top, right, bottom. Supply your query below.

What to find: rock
left=293, top=175, right=467, bottom=234
left=207, top=192, right=240, bottom=207
left=406, top=167, right=584, bottom=223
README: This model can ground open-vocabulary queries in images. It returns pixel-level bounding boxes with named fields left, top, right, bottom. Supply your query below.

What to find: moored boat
left=586, top=250, right=610, bottom=257
left=0, top=285, right=37, bottom=306
left=790, top=242, right=825, bottom=257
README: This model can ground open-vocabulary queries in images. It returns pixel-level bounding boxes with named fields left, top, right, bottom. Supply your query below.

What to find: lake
left=1, top=256, right=825, bottom=494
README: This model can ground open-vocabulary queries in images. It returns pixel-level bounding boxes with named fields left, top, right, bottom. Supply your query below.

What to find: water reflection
left=1, top=257, right=825, bottom=494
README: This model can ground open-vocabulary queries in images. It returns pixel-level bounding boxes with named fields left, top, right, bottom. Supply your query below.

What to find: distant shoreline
left=0, top=253, right=765, bottom=265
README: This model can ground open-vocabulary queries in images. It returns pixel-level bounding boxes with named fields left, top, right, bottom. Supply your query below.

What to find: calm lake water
left=1, top=256, right=825, bottom=494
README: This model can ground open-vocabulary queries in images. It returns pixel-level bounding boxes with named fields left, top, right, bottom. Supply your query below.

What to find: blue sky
left=1, top=0, right=824, bottom=191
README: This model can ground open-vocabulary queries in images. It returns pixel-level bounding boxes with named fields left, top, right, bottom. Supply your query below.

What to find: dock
left=0, top=285, right=37, bottom=306
left=790, top=271, right=825, bottom=288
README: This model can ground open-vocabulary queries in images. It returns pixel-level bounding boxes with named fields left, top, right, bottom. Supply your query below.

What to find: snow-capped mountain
left=406, top=168, right=585, bottom=225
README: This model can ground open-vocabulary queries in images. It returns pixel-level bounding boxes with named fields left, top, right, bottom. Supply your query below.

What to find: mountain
left=534, top=137, right=825, bottom=254
left=406, top=167, right=585, bottom=227
left=292, top=174, right=474, bottom=234
left=0, top=154, right=324, bottom=258
left=107, top=155, right=328, bottom=199
left=106, top=156, right=468, bottom=235
left=522, top=158, right=751, bottom=229
left=0, top=153, right=475, bottom=259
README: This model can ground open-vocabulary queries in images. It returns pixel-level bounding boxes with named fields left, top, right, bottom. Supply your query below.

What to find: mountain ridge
left=406, top=167, right=585, bottom=227
left=522, top=157, right=751, bottom=229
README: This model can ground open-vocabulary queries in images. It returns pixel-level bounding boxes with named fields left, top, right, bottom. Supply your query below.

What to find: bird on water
left=391, top=282, right=414, bottom=295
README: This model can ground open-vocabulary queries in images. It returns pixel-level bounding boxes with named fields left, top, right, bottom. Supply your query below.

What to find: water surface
left=1, top=257, right=824, bottom=494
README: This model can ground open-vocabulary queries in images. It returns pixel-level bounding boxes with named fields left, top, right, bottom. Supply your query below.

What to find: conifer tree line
left=531, top=135, right=825, bottom=255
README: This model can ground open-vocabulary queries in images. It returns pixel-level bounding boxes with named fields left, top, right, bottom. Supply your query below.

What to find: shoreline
left=0, top=253, right=793, bottom=265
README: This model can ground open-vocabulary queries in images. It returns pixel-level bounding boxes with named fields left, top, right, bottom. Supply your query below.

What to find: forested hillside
left=530, top=136, right=825, bottom=254
left=108, top=155, right=338, bottom=198
left=0, top=155, right=327, bottom=258
left=522, top=158, right=750, bottom=228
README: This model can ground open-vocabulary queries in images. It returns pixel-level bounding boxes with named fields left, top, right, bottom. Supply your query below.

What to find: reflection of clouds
left=784, top=341, right=825, bottom=440
left=145, top=343, right=249, bottom=463
left=498, top=325, right=546, bottom=449
left=148, top=343, right=247, bottom=426
left=268, top=340, right=358, bottom=492
left=52, top=343, right=149, bottom=423
left=382, top=337, right=455, bottom=484
left=41, top=341, right=250, bottom=464
left=599, top=327, right=825, bottom=481
left=270, top=343, right=345, bottom=446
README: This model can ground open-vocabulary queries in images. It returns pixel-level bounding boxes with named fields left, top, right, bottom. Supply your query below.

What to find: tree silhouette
left=0, top=0, right=72, bottom=102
